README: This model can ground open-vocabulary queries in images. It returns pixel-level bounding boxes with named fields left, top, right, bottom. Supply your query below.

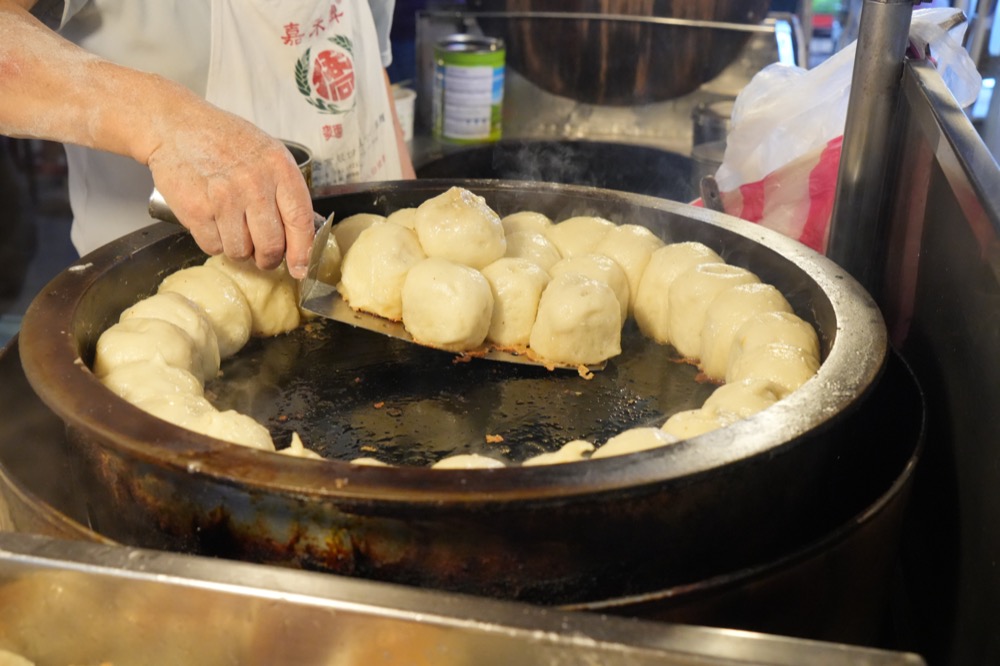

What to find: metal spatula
left=299, top=214, right=605, bottom=372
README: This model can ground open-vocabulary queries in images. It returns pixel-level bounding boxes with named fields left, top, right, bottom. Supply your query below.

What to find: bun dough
left=431, top=453, right=506, bottom=469
left=522, top=439, right=595, bottom=466
left=414, top=186, right=506, bottom=269
left=481, top=257, right=551, bottom=349
left=501, top=210, right=553, bottom=237
left=729, top=311, right=821, bottom=375
left=100, top=360, right=204, bottom=404
left=545, top=216, right=615, bottom=258
left=661, top=408, right=736, bottom=440
left=188, top=409, right=276, bottom=451
left=401, top=258, right=494, bottom=351
left=504, top=231, right=562, bottom=272
left=703, top=378, right=781, bottom=419
left=338, top=222, right=426, bottom=321
left=529, top=272, right=622, bottom=366
left=591, top=427, right=678, bottom=459
left=699, top=283, right=793, bottom=381
left=333, top=213, right=386, bottom=256
left=667, top=263, right=759, bottom=359
left=94, top=318, right=202, bottom=380
left=387, top=207, right=417, bottom=229
left=158, top=264, right=252, bottom=359
left=548, top=253, right=630, bottom=325
left=205, top=255, right=300, bottom=337
left=728, top=343, right=820, bottom=397
left=592, top=224, right=664, bottom=314
left=119, top=291, right=220, bottom=381
left=633, top=242, right=724, bottom=344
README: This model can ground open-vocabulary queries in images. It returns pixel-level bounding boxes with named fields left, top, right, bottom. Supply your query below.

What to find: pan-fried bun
left=548, top=253, right=630, bottom=325
left=591, top=427, right=678, bottom=459
left=481, top=257, right=550, bottom=349
left=699, top=282, right=792, bottom=381
left=99, top=360, right=204, bottom=404
left=545, top=215, right=614, bottom=258
left=188, top=409, right=276, bottom=451
left=503, top=231, right=562, bottom=272
left=431, top=453, right=506, bottom=469
left=702, top=378, right=781, bottom=420
left=132, top=392, right=217, bottom=430
left=338, top=223, right=426, bottom=321
left=529, top=272, right=622, bottom=366
left=592, top=224, right=664, bottom=314
left=522, top=439, right=595, bottom=466
left=727, top=342, right=820, bottom=398
left=386, top=207, right=417, bottom=229
left=158, top=264, right=252, bottom=358
left=667, top=263, right=759, bottom=360
left=401, top=258, right=494, bottom=351
left=205, top=255, right=301, bottom=337
left=634, top=242, right=724, bottom=345
left=660, top=408, right=736, bottom=440
left=501, top=210, right=553, bottom=237
left=729, top=311, right=821, bottom=376
left=333, top=213, right=386, bottom=256
left=414, top=186, right=506, bottom=269
left=94, top=318, right=202, bottom=380
left=119, top=291, right=221, bottom=380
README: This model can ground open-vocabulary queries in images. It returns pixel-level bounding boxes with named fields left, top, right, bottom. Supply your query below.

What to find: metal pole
left=827, top=0, right=915, bottom=296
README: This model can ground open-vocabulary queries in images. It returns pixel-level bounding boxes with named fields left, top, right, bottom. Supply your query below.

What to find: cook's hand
left=145, top=101, right=314, bottom=279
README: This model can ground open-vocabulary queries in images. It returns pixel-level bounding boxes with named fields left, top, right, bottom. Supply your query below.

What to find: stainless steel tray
left=0, top=533, right=925, bottom=666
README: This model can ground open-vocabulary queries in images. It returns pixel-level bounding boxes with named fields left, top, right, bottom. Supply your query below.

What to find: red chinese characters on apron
left=206, top=0, right=401, bottom=187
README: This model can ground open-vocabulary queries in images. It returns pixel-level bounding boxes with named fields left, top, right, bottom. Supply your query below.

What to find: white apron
left=205, top=0, right=402, bottom=187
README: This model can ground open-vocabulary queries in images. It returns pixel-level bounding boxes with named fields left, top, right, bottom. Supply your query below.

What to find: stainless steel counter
left=0, top=532, right=925, bottom=666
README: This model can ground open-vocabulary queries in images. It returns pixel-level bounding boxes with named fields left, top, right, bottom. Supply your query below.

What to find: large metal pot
left=18, top=180, right=888, bottom=605
left=468, top=0, right=772, bottom=105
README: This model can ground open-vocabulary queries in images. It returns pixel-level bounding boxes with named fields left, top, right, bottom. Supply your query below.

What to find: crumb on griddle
left=373, top=401, right=385, bottom=409
left=577, top=365, right=595, bottom=380
left=485, top=433, right=504, bottom=444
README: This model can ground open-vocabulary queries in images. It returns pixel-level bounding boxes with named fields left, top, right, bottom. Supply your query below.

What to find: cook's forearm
left=0, top=1, right=192, bottom=165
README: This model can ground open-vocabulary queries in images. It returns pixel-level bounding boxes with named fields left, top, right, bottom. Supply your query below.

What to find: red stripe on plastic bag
left=738, top=180, right=767, bottom=222
left=800, top=136, right=843, bottom=253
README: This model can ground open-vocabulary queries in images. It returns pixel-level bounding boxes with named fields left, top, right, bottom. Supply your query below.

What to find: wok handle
left=148, top=188, right=180, bottom=225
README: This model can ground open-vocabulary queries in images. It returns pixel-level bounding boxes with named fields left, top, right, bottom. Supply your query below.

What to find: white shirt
left=38, top=0, right=398, bottom=256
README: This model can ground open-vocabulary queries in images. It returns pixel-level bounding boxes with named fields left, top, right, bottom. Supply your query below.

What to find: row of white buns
left=323, top=187, right=820, bottom=379
left=92, top=254, right=313, bottom=455
left=92, top=186, right=821, bottom=467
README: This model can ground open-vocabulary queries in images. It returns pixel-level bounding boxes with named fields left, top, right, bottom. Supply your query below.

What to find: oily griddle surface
left=206, top=318, right=715, bottom=467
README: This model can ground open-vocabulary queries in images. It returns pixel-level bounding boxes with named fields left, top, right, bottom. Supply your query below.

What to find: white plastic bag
left=710, top=8, right=981, bottom=253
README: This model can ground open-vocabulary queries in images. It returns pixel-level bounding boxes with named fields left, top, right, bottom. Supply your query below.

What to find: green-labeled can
left=433, top=35, right=505, bottom=144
